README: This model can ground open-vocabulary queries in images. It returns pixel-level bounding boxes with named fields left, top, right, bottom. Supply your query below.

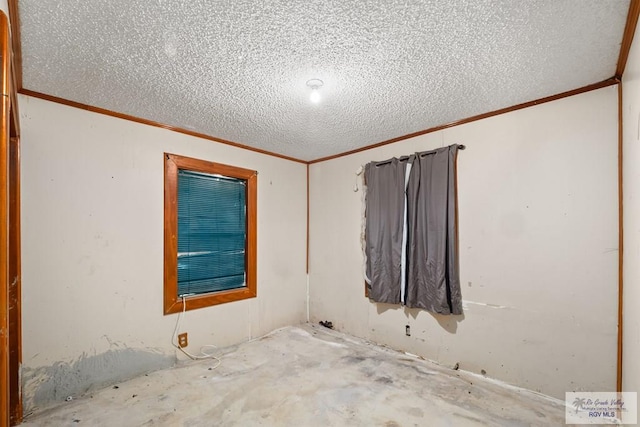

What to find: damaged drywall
left=20, top=325, right=569, bottom=426
left=22, top=347, right=176, bottom=411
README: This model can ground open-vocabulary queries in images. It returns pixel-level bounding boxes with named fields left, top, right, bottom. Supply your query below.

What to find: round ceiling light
left=306, top=79, right=324, bottom=104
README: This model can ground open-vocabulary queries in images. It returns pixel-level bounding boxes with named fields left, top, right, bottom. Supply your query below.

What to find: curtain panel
left=364, top=144, right=462, bottom=314
left=364, top=157, right=409, bottom=304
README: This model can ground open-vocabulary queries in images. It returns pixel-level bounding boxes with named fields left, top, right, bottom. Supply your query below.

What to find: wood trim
left=309, top=79, right=619, bottom=164
left=7, top=0, right=21, bottom=91
left=0, top=11, right=10, bottom=427
left=9, top=46, right=19, bottom=139
left=306, top=164, right=309, bottom=274
left=21, top=79, right=618, bottom=166
left=163, top=153, right=258, bottom=315
left=4, top=6, right=20, bottom=423
left=616, top=0, right=640, bottom=79
left=617, top=82, right=624, bottom=394
left=18, top=89, right=306, bottom=164
left=8, top=82, right=17, bottom=138
left=163, top=154, right=178, bottom=314
left=8, top=136, right=20, bottom=426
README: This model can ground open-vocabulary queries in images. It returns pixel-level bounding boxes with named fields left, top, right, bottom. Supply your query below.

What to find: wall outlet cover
left=178, top=333, right=188, bottom=348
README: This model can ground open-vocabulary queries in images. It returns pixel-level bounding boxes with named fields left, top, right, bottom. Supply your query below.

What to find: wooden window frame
left=164, top=153, right=257, bottom=315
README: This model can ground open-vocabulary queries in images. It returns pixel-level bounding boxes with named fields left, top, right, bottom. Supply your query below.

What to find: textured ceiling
left=19, top=0, right=630, bottom=162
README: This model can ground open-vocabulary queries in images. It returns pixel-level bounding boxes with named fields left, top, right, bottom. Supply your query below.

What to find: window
left=164, top=153, right=257, bottom=314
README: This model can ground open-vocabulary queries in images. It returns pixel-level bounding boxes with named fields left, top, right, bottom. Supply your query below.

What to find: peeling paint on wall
left=461, top=300, right=509, bottom=310
left=22, top=347, right=176, bottom=412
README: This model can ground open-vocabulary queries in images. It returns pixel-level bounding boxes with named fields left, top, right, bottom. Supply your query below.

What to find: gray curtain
left=364, top=145, right=462, bottom=314
left=406, top=145, right=461, bottom=314
left=364, top=157, right=409, bottom=304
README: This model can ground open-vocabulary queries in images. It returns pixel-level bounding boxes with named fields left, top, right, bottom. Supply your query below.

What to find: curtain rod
left=419, top=144, right=466, bottom=156
left=372, top=144, right=466, bottom=167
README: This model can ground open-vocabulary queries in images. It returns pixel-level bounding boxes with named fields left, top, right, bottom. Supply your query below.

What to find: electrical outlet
left=178, top=332, right=188, bottom=348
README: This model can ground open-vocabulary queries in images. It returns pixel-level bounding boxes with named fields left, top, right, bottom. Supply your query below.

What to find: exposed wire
left=172, top=297, right=221, bottom=369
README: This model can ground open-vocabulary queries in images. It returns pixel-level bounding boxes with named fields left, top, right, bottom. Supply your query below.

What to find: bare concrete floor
left=21, top=324, right=571, bottom=426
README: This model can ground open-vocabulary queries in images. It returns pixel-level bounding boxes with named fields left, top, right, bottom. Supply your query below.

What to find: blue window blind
left=177, top=169, right=247, bottom=297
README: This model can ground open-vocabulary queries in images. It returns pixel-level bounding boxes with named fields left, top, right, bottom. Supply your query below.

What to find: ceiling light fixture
left=306, top=79, right=324, bottom=104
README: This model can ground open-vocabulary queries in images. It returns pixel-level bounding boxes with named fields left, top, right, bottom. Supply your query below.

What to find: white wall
left=309, top=86, right=619, bottom=399
left=19, top=95, right=308, bottom=410
left=623, top=23, right=640, bottom=404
